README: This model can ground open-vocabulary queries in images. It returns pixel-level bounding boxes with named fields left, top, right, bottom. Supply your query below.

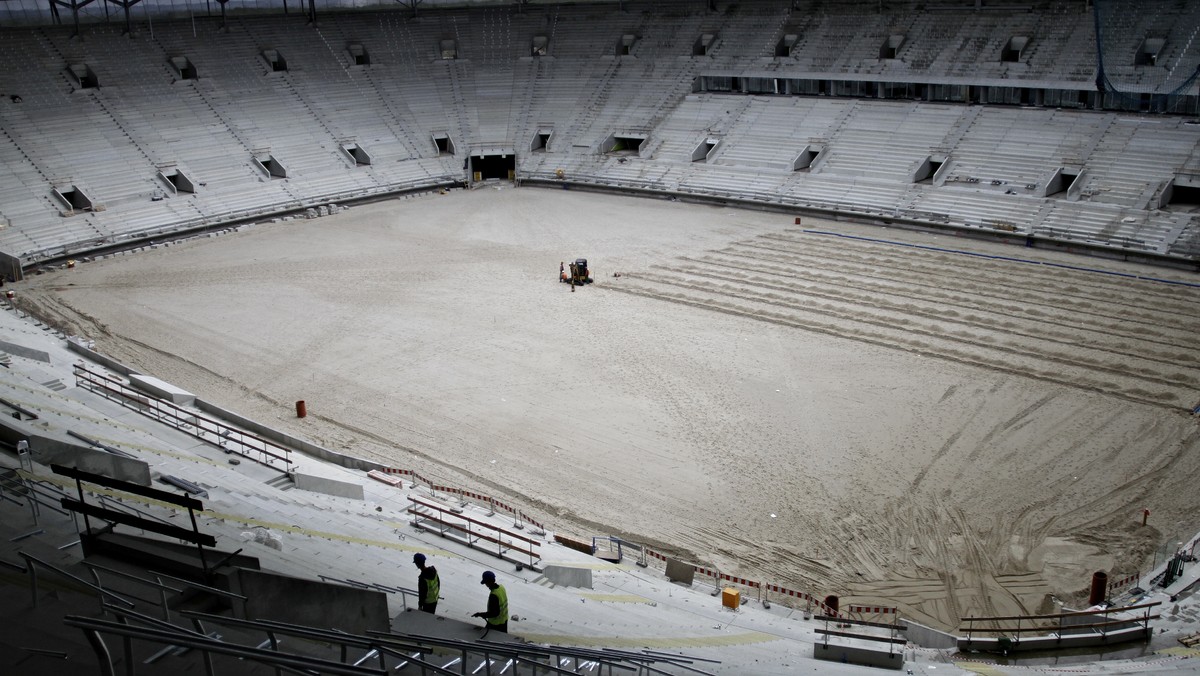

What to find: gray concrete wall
left=0, top=417, right=150, bottom=485
left=67, top=338, right=140, bottom=376
left=196, top=399, right=386, bottom=473
left=813, top=642, right=904, bottom=670
left=293, top=472, right=365, bottom=500
left=902, top=619, right=958, bottom=649
left=235, top=568, right=389, bottom=634
left=27, top=433, right=152, bottom=485
left=0, top=339, right=50, bottom=363
left=544, top=565, right=592, bottom=589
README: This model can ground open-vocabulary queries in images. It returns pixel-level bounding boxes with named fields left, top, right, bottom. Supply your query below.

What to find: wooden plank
left=366, top=470, right=402, bottom=487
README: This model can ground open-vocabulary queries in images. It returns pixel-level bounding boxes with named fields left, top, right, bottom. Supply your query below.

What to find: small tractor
left=561, top=258, right=593, bottom=286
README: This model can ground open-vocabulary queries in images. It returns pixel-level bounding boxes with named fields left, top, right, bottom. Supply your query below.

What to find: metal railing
left=17, top=550, right=136, bottom=613
left=64, top=612, right=389, bottom=676
left=83, top=563, right=247, bottom=624
left=1, top=471, right=80, bottom=548
left=408, top=496, right=541, bottom=569
left=73, top=364, right=294, bottom=471
left=317, top=574, right=420, bottom=611
left=66, top=601, right=720, bottom=676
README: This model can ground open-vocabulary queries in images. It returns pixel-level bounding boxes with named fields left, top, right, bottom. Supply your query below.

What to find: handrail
left=960, top=600, right=1162, bottom=623
left=192, top=613, right=615, bottom=676
left=12, top=475, right=74, bottom=518
left=317, top=574, right=419, bottom=610
left=86, top=562, right=184, bottom=594
left=87, top=564, right=182, bottom=619
left=370, top=631, right=639, bottom=672
left=147, top=570, right=248, bottom=601
left=63, top=615, right=388, bottom=676
left=0, top=558, right=27, bottom=573
left=18, top=550, right=136, bottom=611
left=73, top=364, right=294, bottom=470
left=370, top=634, right=588, bottom=676
left=179, top=611, right=461, bottom=675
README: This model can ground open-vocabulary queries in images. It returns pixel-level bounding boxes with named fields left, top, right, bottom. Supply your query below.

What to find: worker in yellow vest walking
left=472, top=570, right=508, bottom=633
left=413, top=553, right=440, bottom=614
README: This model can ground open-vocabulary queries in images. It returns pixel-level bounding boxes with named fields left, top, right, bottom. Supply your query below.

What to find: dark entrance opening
left=348, top=43, right=370, bottom=66
left=263, top=49, right=288, bottom=72
left=471, top=154, right=515, bottom=181
left=169, top=56, right=198, bottom=80
left=159, top=168, right=196, bottom=193
left=1168, top=183, right=1200, bottom=207
left=1046, top=167, right=1079, bottom=198
left=54, top=185, right=93, bottom=211
left=433, top=133, right=455, bottom=156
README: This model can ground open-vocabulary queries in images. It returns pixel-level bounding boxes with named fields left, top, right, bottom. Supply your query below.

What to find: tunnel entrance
left=470, top=153, right=515, bottom=182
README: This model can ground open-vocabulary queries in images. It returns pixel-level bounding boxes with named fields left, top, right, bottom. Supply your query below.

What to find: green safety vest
left=487, top=585, right=509, bottom=626
left=423, top=570, right=440, bottom=605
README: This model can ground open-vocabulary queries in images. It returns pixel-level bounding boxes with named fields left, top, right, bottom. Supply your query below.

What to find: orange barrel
left=794, top=217, right=802, bottom=225
left=1089, top=571, right=1108, bottom=606
left=295, top=400, right=307, bottom=418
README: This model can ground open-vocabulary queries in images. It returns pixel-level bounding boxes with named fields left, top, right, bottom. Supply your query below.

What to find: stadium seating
left=1, top=0, right=1198, bottom=267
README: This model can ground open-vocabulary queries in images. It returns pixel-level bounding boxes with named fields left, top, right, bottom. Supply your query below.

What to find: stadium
left=1, top=0, right=1200, bottom=673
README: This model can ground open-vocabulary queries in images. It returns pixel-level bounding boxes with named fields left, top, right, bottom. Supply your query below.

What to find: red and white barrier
left=1107, top=572, right=1141, bottom=593
left=373, top=466, right=895, bottom=618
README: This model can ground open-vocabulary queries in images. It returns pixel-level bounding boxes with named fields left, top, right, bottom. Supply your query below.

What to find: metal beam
left=103, top=0, right=141, bottom=34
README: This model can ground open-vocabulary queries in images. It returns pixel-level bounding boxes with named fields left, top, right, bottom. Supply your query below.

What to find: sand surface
left=18, top=186, right=1200, bottom=631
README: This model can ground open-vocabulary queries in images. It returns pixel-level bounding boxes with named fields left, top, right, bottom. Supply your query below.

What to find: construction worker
left=472, top=571, right=508, bottom=633
left=413, top=553, right=440, bottom=614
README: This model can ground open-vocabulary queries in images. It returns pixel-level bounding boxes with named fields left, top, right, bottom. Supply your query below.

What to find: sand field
left=17, top=187, right=1200, bottom=631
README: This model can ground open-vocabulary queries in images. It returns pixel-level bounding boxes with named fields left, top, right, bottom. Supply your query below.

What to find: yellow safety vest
left=423, top=570, right=440, bottom=605
left=487, top=585, right=509, bottom=626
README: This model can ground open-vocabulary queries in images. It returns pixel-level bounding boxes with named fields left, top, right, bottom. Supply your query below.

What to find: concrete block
left=814, top=642, right=904, bottom=670
left=2, top=428, right=152, bottom=485
left=666, top=558, right=695, bottom=585
left=544, top=565, right=592, bottom=589
left=0, top=339, right=50, bottom=363
left=902, top=619, right=958, bottom=649
left=235, top=569, right=389, bottom=635
left=128, top=374, right=195, bottom=406
left=293, top=472, right=365, bottom=500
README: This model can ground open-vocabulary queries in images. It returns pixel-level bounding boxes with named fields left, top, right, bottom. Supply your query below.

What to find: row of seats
left=1, top=7, right=1198, bottom=264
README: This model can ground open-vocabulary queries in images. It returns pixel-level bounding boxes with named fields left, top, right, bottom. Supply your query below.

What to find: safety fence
left=1108, top=571, right=1142, bottom=595
left=368, top=468, right=545, bottom=535
left=588, top=535, right=884, bottom=620
left=369, top=469, right=896, bottom=621
left=407, top=496, right=542, bottom=569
